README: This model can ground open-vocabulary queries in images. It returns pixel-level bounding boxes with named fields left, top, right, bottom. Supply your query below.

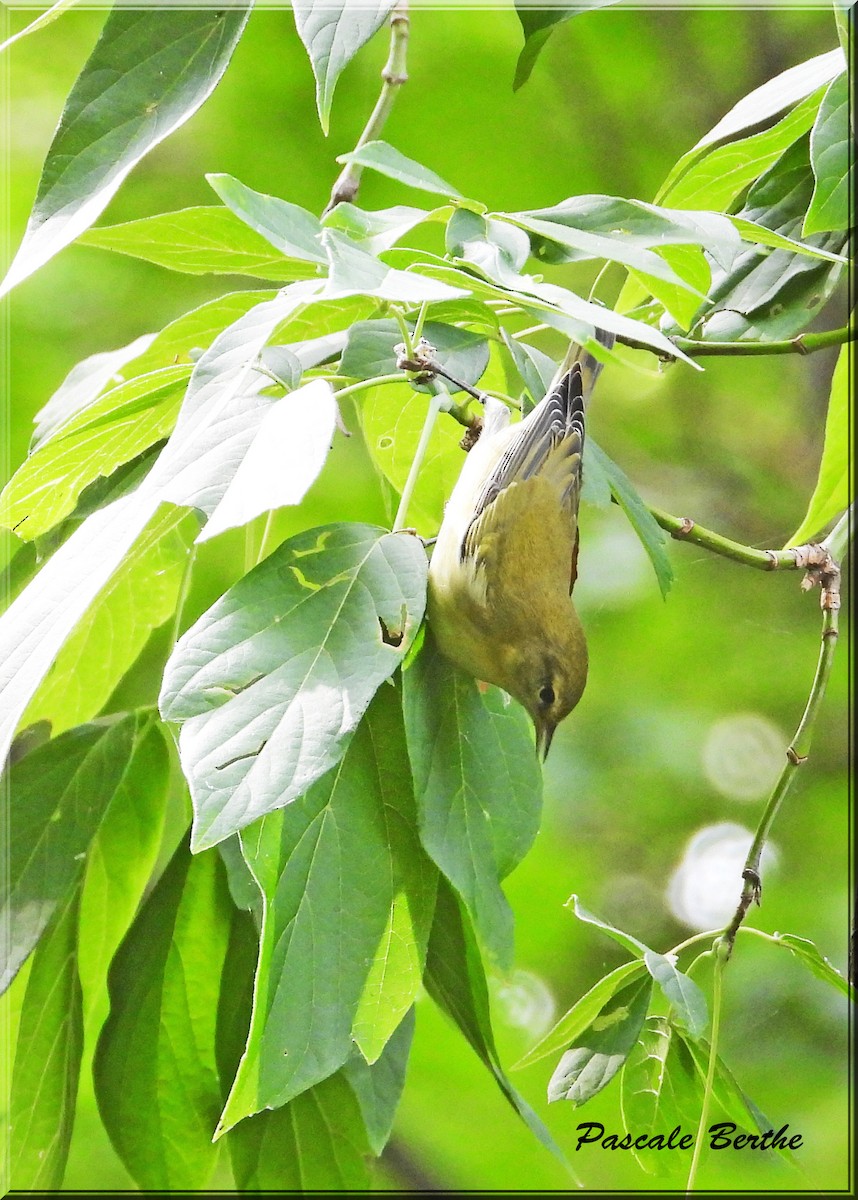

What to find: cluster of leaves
left=1, top=1, right=852, bottom=1190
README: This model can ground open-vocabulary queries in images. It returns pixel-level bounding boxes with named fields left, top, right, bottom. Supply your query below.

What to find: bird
left=426, top=329, right=614, bottom=758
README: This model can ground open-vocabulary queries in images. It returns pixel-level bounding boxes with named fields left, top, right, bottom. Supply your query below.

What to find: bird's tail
left=550, top=325, right=616, bottom=398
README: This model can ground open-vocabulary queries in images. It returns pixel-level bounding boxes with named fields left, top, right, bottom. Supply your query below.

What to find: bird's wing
left=461, top=362, right=585, bottom=564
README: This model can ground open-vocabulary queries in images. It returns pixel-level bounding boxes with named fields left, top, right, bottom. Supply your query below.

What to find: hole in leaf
left=378, top=616, right=403, bottom=647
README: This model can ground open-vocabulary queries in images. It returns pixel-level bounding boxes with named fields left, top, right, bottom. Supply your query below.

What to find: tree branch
left=647, top=503, right=843, bottom=575
left=614, top=323, right=854, bottom=361
left=323, top=3, right=409, bottom=214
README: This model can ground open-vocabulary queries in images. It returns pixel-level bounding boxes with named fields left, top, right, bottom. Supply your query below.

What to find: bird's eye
left=539, top=684, right=555, bottom=707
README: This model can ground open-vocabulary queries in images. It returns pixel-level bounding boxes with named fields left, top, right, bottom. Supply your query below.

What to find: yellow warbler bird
left=427, top=330, right=614, bottom=758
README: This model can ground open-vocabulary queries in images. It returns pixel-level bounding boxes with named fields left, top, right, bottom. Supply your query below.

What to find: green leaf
left=730, top=216, right=848, bottom=263
left=680, top=1032, right=792, bottom=1159
left=514, top=961, right=647, bottom=1071
left=659, top=87, right=825, bottom=212
left=228, top=1073, right=372, bottom=1189
left=0, top=366, right=190, bottom=541
left=336, top=139, right=463, bottom=199
left=0, top=7, right=251, bottom=297
left=566, top=894, right=652, bottom=957
left=620, top=1017, right=704, bottom=1176
left=643, top=951, right=708, bottom=1040
left=94, top=838, right=232, bottom=1189
left=516, top=195, right=741, bottom=271
left=584, top=442, right=674, bottom=598
left=198, top=379, right=339, bottom=543
left=341, top=318, right=489, bottom=393
left=627, top=244, right=712, bottom=331
left=804, top=72, right=853, bottom=234
left=762, top=931, right=856, bottom=1001
left=31, top=332, right=157, bottom=449
left=2, top=713, right=141, bottom=993
left=513, top=2, right=618, bottom=91
left=359, top=380, right=469, bottom=530
left=219, top=684, right=435, bottom=1124
left=344, top=1010, right=415, bottom=1154
left=323, top=229, right=467, bottom=301
left=293, top=0, right=395, bottom=134
left=402, top=635, right=542, bottom=967
left=0, top=286, right=318, bottom=766
left=424, top=878, right=565, bottom=1160
left=547, top=976, right=654, bottom=1105
left=76, top=724, right=170, bottom=1033
left=79, top=207, right=317, bottom=280
left=788, top=340, right=850, bottom=545
left=160, top=524, right=427, bottom=851
left=9, top=890, right=83, bottom=1189
left=693, top=136, right=847, bottom=342
left=0, top=0, right=81, bottom=55
left=207, top=173, right=327, bottom=262
left=322, top=202, right=441, bottom=253
left=507, top=213, right=708, bottom=294
left=692, top=49, right=845, bottom=155
left=500, top=330, right=556, bottom=414
left=22, top=508, right=195, bottom=735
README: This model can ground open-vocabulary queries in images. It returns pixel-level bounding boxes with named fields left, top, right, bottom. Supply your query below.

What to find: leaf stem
left=392, top=383, right=448, bottom=530
left=686, top=950, right=724, bottom=1192
left=333, top=372, right=408, bottom=400
left=324, top=3, right=410, bottom=214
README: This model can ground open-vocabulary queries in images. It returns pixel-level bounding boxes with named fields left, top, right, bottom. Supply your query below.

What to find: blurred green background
left=3, top=2, right=850, bottom=1192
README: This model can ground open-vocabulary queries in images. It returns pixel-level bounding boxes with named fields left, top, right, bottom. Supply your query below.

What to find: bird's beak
left=534, top=718, right=556, bottom=761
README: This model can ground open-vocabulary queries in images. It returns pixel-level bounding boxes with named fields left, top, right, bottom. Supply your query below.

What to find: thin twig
left=324, top=3, right=409, bottom=214
left=686, top=952, right=725, bottom=1192
left=722, top=595, right=840, bottom=954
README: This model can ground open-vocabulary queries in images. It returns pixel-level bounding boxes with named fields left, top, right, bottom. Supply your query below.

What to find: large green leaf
left=402, top=635, right=542, bottom=968
left=228, top=1073, right=372, bottom=1189
left=359, top=379, right=471, bottom=531
left=2, top=713, right=141, bottom=994
left=788, top=340, right=850, bottom=545
left=22, top=508, right=195, bottom=735
left=658, top=87, right=825, bottom=212
left=0, top=284, right=318, bottom=765
left=691, top=136, right=847, bottom=342
left=94, top=838, right=232, bottom=1190
left=79, top=207, right=318, bottom=280
left=322, top=201, right=441, bottom=253
left=160, top=523, right=428, bottom=850
left=293, top=0, right=395, bottom=134
left=219, top=684, right=435, bottom=1125
left=344, top=1009, right=415, bottom=1154
left=804, top=72, right=853, bottom=234
left=690, top=49, right=844, bottom=155
left=0, top=7, right=251, bottom=297
left=77, top=723, right=171, bottom=1033
left=197, top=379, right=339, bottom=543
left=8, top=890, right=83, bottom=1190
left=547, top=976, right=654, bottom=1105
left=620, top=1017, right=703, bottom=1176
left=424, top=878, right=564, bottom=1160
left=0, top=366, right=190, bottom=541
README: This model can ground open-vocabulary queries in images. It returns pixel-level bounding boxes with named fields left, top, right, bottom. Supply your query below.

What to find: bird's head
left=502, top=631, right=588, bottom=760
